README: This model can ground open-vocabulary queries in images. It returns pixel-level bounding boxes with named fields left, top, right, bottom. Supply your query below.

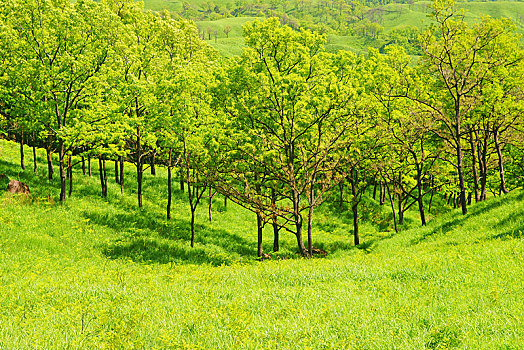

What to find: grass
left=1, top=138, right=524, bottom=348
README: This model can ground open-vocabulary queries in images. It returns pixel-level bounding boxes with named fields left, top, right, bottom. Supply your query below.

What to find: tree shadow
left=83, top=207, right=257, bottom=265
left=101, top=236, right=239, bottom=266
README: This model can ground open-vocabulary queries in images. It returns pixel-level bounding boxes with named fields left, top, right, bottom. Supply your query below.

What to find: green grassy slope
left=1, top=138, right=524, bottom=349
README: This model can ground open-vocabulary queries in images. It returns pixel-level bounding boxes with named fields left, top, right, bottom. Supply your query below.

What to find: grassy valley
left=1, top=139, right=524, bottom=348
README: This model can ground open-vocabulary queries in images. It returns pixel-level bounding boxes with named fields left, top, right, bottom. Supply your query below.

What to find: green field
left=1, top=139, right=524, bottom=348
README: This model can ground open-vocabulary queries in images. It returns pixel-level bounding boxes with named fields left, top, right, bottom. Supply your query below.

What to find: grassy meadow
left=1, top=138, right=524, bottom=349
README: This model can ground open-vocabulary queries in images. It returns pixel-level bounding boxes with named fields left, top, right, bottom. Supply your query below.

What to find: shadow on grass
left=83, top=207, right=256, bottom=265
left=410, top=191, right=524, bottom=245
left=102, top=236, right=238, bottom=266
left=1, top=153, right=257, bottom=266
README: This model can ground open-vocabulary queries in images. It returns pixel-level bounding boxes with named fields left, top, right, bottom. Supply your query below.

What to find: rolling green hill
left=1, top=138, right=523, bottom=348
left=142, top=0, right=524, bottom=56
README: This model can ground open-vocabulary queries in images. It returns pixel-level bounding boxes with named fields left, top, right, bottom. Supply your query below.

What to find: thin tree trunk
left=455, top=123, right=467, bottom=215
left=190, top=208, right=195, bottom=247
left=88, top=156, right=92, bottom=177
left=115, top=160, right=119, bottom=184
left=103, top=159, right=107, bottom=197
left=224, top=196, right=227, bottom=208
left=307, top=205, right=314, bottom=256
left=380, top=181, right=385, bottom=205
left=179, top=168, right=184, bottom=192
left=32, top=142, right=37, bottom=175
left=398, top=172, right=404, bottom=226
left=66, top=155, right=71, bottom=179
left=494, top=127, right=509, bottom=194
left=479, top=142, right=487, bottom=201
left=59, top=141, right=66, bottom=202
left=99, top=157, right=106, bottom=197
left=136, top=124, right=143, bottom=208
left=208, top=188, right=216, bottom=222
left=81, top=156, right=86, bottom=176
left=167, top=150, right=172, bottom=220
left=385, top=181, right=398, bottom=233
left=257, top=212, right=263, bottom=257
left=372, top=181, right=377, bottom=200
left=68, top=155, right=73, bottom=197
left=150, top=151, right=156, bottom=176
left=428, top=189, right=434, bottom=214
left=19, top=130, right=25, bottom=170
left=119, top=156, right=124, bottom=194
left=415, top=164, right=426, bottom=226
left=271, top=189, right=279, bottom=252
left=273, top=220, right=279, bottom=252
left=469, top=135, right=479, bottom=202
left=46, top=147, right=54, bottom=181
left=350, top=169, right=359, bottom=245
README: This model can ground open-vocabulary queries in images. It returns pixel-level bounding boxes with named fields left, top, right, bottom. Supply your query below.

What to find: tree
left=215, top=19, right=364, bottom=256
left=4, top=0, right=118, bottom=201
left=413, top=0, right=521, bottom=214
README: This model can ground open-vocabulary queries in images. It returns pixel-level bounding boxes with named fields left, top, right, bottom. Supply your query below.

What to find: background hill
left=1, top=138, right=524, bottom=348
left=142, top=0, right=524, bottom=56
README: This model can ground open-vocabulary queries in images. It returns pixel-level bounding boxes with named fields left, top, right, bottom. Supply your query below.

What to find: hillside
left=1, top=139, right=523, bottom=348
left=142, top=0, right=524, bottom=56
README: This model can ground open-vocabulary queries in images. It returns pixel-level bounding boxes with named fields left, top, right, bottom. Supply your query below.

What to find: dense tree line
left=0, top=0, right=523, bottom=256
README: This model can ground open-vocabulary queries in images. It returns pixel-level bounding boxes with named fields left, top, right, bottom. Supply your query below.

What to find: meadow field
left=1, top=139, right=524, bottom=349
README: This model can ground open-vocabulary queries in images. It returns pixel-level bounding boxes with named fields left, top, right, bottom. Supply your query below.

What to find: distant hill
left=142, top=0, right=524, bottom=56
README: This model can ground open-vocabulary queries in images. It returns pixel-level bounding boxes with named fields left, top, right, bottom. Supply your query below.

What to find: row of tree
left=1, top=0, right=523, bottom=256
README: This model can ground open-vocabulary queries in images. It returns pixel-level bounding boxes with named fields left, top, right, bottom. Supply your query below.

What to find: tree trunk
left=397, top=172, right=404, bottom=226
left=478, top=138, right=488, bottom=201
left=99, top=158, right=106, bottom=197
left=372, top=181, right=377, bottom=200
left=136, top=125, right=143, bottom=208
left=68, top=155, right=73, bottom=197
left=257, top=212, right=263, bottom=257
left=386, top=181, right=398, bottom=233
left=88, top=156, right=92, bottom=177
left=295, top=223, right=307, bottom=256
left=350, top=169, right=359, bottom=245
left=167, top=150, right=172, bottom=220
left=271, top=189, right=279, bottom=252
left=224, top=195, right=227, bottom=208
left=379, top=181, right=385, bottom=205
left=59, top=142, right=66, bottom=202
left=137, top=164, right=143, bottom=207
left=115, top=160, right=119, bottom=184
left=190, top=208, right=195, bottom=248
left=416, top=165, right=426, bottom=226
left=469, top=135, right=479, bottom=202
left=272, top=220, right=279, bottom=252
left=494, top=127, right=509, bottom=194
left=179, top=168, right=184, bottom=192
left=208, top=188, right=216, bottom=223
left=455, top=123, right=467, bottom=215
left=307, top=205, right=314, bottom=256
left=119, top=156, right=124, bottom=194
left=46, top=147, right=54, bottom=181
left=19, top=130, right=25, bottom=170
left=81, top=156, right=86, bottom=176
left=32, top=144, right=37, bottom=175
left=150, top=151, right=156, bottom=176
